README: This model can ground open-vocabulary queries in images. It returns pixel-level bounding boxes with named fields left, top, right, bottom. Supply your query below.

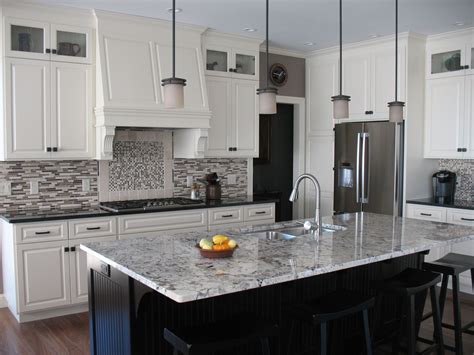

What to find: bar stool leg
left=406, top=295, right=416, bottom=355
left=452, top=275, right=463, bottom=355
left=430, top=285, right=445, bottom=355
left=438, top=274, right=449, bottom=319
left=320, top=322, right=328, bottom=355
left=260, top=337, right=271, bottom=355
left=362, top=309, right=373, bottom=355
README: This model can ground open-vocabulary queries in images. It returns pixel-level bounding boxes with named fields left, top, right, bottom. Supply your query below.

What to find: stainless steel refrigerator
left=334, top=121, right=404, bottom=216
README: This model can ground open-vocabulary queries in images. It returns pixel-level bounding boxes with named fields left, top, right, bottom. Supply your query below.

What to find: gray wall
left=259, top=52, right=305, bottom=98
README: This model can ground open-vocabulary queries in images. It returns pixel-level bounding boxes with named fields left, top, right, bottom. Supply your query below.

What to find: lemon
left=228, top=239, right=237, bottom=249
left=212, top=234, right=229, bottom=245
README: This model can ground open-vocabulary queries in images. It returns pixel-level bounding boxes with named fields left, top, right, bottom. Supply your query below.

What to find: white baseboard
left=0, top=294, right=7, bottom=308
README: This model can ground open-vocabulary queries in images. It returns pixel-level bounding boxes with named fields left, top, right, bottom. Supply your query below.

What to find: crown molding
left=258, top=45, right=307, bottom=59
left=427, top=27, right=474, bottom=42
left=306, top=32, right=426, bottom=58
left=203, top=28, right=263, bottom=45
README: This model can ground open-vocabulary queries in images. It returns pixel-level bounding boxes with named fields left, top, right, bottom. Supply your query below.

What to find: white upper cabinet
left=5, top=58, right=52, bottom=160
left=342, top=52, right=370, bottom=120
left=5, top=17, right=93, bottom=64
left=424, top=76, right=465, bottom=158
left=205, top=45, right=259, bottom=80
left=424, top=29, right=474, bottom=159
left=204, top=31, right=261, bottom=158
left=427, top=33, right=471, bottom=79
left=319, top=40, right=407, bottom=122
left=3, top=58, right=94, bottom=160
left=51, top=62, right=94, bottom=159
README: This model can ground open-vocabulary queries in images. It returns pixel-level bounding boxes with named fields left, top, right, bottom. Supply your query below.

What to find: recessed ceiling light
left=304, top=41, right=316, bottom=46
left=167, top=7, right=182, bottom=13
left=243, top=27, right=257, bottom=32
left=369, top=34, right=379, bottom=38
left=453, top=22, right=465, bottom=27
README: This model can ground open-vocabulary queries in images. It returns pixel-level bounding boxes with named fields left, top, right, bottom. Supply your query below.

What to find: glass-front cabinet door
left=431, top=49, right=463, bottom=75
left=51, top=24, right=92, bottom=64
left=234, top=50, right=257, bottom=79
left=5, top=17, right=50, bottom=60
left=205, top=48, right=230, bottom=76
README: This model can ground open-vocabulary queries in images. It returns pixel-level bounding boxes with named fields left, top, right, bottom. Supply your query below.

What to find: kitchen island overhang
left=81, top=212, right=474, bottom=354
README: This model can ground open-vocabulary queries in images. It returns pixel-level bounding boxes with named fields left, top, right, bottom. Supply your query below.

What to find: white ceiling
left=22, top=0, right=474, bottom=52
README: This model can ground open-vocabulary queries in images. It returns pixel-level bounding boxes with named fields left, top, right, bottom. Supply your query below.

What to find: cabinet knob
left=64, top=247, right=70, bottom=252
left=45, top=48, right=51, bottom=54
left=46, top=147, right=52, bottom=152
left=52, top=49, right=57, bottom=54
left=52, top=147, right=58, bottom=152
left=463, top=65, right=470, bottom=70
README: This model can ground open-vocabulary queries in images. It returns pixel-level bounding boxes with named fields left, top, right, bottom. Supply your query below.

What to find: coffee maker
left=432, top=170, right=457, bottom=204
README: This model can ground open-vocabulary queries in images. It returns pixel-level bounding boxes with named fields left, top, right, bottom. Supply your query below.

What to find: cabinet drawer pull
left=420, top=213, right=432, bottom=217
left=460, top=217, right=474, bottom=222
left=86, top=226, right=101, bottom=231
left=255, top=211, right=267, bottom=215
left=221, top=214, right=234, bottom=218
left=35, top=231, right=51, bottom=235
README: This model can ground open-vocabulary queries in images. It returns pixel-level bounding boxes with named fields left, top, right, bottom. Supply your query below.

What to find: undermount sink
left=253, top=223, right=347, bottom=241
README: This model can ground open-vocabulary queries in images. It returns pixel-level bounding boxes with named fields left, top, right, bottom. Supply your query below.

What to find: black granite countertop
left=0, top=196, right=279, bottom=224
left=406, top=198, right=474, bottom=211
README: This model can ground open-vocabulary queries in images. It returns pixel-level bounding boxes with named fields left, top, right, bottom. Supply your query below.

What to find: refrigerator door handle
left=361, top=133, right=370, bottom=204
left=356, top=133, right=361, bottom=203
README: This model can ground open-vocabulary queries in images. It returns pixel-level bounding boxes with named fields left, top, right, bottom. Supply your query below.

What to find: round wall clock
left=270, top=63, right=288, bottom=87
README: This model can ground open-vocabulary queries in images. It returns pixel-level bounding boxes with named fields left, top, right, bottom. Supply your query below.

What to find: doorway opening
left=253, top=103, right=294, bottom=222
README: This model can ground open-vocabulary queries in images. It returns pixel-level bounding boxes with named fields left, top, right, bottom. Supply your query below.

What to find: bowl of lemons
left=197, top=234, right=238, bottom=258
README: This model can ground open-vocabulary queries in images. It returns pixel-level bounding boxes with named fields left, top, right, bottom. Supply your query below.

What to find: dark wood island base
left=87, top=252, right=425, bottom=355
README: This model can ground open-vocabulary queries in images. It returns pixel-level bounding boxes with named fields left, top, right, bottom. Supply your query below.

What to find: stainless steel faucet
left=289, top=173, right=322, bottom=235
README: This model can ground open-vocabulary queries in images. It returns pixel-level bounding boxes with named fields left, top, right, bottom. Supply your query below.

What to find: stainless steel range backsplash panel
left=439, top=159, right=474, bottom=201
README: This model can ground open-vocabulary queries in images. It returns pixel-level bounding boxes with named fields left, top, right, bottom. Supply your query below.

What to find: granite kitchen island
left=81, top=212, right=474, bottom=354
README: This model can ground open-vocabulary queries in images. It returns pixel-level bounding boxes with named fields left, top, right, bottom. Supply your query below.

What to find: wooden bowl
left=196, top=244, right=238, bottom=259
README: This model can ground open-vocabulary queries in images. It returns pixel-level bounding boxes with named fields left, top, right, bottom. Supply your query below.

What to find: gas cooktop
left=99, top=198, right=206, bottom=213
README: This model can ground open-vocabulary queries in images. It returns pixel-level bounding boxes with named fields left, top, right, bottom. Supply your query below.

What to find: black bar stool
left=377, top=268, right=444, bottom=355
left=422, top=253, right=474, bottom=355
left=163, top=313, right=279, bottom=355
left=287, top=289, right=375, bottom=355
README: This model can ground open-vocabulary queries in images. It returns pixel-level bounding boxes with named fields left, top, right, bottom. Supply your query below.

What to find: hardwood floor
left=0, top=291, right=472, bottom=355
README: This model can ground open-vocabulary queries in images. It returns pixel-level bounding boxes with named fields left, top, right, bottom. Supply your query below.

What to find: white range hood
left=94, top=11, right=212, bottom=160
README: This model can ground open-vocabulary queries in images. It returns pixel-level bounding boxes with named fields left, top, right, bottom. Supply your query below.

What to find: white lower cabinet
left=69, top=236, right=117, bottom=305
left=406, top=203, right=474, bottom=293
left=2, top=203, right=275, bottom=321
left=16, top=240, right=70, bottom=313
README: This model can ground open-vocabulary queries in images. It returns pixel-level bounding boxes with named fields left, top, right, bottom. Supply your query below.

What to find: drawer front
left=446, top=208, right=474, bottom=226
left=15, top=221, right=68, bottom=244
left=406, top=204, right=447, bottom=222
left=119, top=210, right=208, bottom=235
left=69, top=217, right=117, bottom=239
left=244, top=204, right=275, bottom=222
left=208, top=207, right=243, bottom=226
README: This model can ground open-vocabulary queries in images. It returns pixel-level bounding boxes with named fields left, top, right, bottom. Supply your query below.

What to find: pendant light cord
left=395, top=0, right=398, bottom=102
left=266, top=0, right=269, bottom=88
left=172, top=0, right=176, bottom=78
left=339, top=0, right=343, bottom=96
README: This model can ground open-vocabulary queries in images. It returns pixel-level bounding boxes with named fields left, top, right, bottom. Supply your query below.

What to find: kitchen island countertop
left=81, top=212, right=474, bottom=303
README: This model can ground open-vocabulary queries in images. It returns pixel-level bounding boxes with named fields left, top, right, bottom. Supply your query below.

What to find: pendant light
left=388, top=0, right=405, bottom=122
left=257, top=0, right=278, bottom=115
left=331, top=0, right=351, bottom=119
left=161, top=0, right=186, bottom=109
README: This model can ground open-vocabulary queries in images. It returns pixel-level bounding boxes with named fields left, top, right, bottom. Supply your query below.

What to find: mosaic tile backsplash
left=438, top=159, right=474, bottom=201
left=98, top=129, right=248, bottom=202
left=174, top=158, right=248, bottom=199
left=0, top=161, right=98, bottom=212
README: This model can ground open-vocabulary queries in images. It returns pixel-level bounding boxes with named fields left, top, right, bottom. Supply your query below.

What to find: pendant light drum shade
left=332, top=0, right=350, bottom=119
left=388, top=101, right=404, bottom=123
left=162, top=78, right=186, bottom=109
left=257, top=87, right=278, bottom=115
left=257, top=0, right=278, bottom=115
left=161, top=0, right=186, bottom=109
left=332, top=95, right=351, bottom=119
